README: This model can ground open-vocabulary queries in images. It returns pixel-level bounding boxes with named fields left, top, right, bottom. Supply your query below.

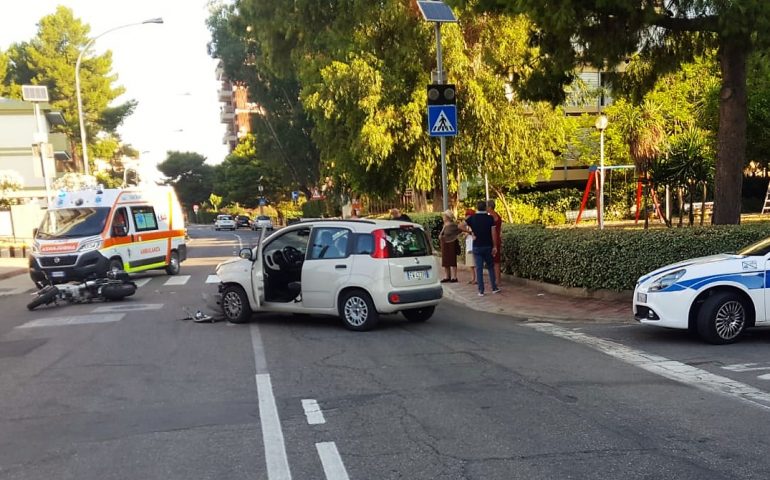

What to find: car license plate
left=51, top=271, right=65, bottom=278
left=406, top=270, right=427, bottom=281
left=637, top=292, right=647, bottom=303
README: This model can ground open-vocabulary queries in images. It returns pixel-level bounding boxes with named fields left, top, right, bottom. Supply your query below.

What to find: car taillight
left=371, top=229, right=390, bottom=259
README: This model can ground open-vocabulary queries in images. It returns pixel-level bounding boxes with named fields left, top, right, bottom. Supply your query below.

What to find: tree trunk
left=678, top=187, right=684, bottom=227
left=700, top=183, right=707, bottom=226
left=688, top=184, right=695, bottom=226
left=713, top=37, right=750, bottom=225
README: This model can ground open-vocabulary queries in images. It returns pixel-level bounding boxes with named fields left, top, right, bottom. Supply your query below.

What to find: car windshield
left=218, top=215, right=232, bottom=221
left=257, top=216, right=270, bottom=220
left=739, top=237, right=770, bottom=256
left=384, top=227, right=430, bottom=257
left=36, top=207, right=111, bottom=239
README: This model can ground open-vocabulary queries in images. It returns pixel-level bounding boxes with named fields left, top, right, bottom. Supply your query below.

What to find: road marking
left=205, top=274, right=220, bottom=284
left=526, top=323, right=770, bottom=411
left=316, top=442, right=350, bottom=480
left=163, top=275, right=190, bottom=286
left=251, top=325, right=291, bottom=479
left=18, top=313, right=124, bottom=328
left=301, top=399, right=326, bottom=425
left=722, top=363, right=770, bottom=373
left=92, top=303, right=164, bottom=313
left=133, top=278, right=153, bottom=288
left=256, top=374, right=292, bottom=480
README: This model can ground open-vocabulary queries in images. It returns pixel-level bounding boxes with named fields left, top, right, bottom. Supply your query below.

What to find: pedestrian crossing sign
left=427, top=105, right=457, bottom=137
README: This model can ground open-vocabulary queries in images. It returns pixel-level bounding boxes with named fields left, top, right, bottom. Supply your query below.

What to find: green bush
left=502, top=223, right=770, bottom=291
left=409, top=212, right=443, bottom=249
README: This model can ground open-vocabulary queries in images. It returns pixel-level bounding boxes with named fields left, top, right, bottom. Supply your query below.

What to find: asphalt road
left=1, top=225, right=770, bottom=479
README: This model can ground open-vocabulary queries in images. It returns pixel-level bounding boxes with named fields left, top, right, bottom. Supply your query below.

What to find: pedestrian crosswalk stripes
left=205, top=274, right=220, bottom=284
left=134, top=278, right=153, bottom=288
left=163, top=275, right=191, bottom=286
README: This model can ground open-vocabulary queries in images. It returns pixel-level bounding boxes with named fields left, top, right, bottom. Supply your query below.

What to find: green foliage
left=209, top=194, right=223, bottom=212
left=3, top=7, right=134, bottom=165
left=301, top=199, right=341, bottom=219
left=157, top=151, right=214, bottom=208
left=409, top=212, right=444, bottom=249
left=502, top=223, right=770, bottom=291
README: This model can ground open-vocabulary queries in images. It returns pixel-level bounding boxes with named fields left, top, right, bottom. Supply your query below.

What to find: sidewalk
left=441, top=267, right=633, bottom=324
left=0, top=257, right=28, bottom=280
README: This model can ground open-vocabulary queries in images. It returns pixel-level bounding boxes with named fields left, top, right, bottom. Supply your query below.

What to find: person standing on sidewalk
left=438, top=210, right=460, bottom=283
left=487, top=199, right=503, bottom=282
left=462, top=201, right=499, bottom=296
left=390, top=208, right=412, bottom=222
left=462, top=208, right=476, bottom=284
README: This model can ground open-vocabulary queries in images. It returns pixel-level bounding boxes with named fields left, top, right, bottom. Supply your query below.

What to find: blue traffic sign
left=291, top=191, right=299, bottom=201
left=259, top=198, right=266, bottom=206
left=427, top=105, right=457, bottom=137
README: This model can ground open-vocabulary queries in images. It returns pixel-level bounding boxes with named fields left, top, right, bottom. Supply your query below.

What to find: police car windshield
left=37, top=207, right=111, bottom=239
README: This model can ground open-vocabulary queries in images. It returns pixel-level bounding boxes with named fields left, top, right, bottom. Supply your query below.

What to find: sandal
left=450, top=278, right=458, bottom=283
left=440, top=278, right=451, bottom=283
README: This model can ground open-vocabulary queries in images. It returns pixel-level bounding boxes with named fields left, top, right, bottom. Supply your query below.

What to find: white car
left=634, top=237, right=770, bottom=344
left=214, top=214, right=236, bottom=231
left=252, top=215, right=273, bottom=231
left=215, top=219, right=442, bottom=330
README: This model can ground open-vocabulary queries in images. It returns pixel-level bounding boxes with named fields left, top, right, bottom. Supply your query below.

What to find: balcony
left=222, top=133, right=237, bottom=145
left=218, top=87, right=233, bottom=102
left=220, top=106, right=235, bottom=123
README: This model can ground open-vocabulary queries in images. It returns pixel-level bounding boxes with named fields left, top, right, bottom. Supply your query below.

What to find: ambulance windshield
left=37, top=207, right=111, bottom=239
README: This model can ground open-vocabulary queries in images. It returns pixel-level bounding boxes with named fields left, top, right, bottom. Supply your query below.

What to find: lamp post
left=75, top=17, right=163, bottom=176
left=595, top=114, right=609, bottom=229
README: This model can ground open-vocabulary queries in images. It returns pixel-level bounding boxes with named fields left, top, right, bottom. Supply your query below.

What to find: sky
left=0, top=0, right=229, bottom=181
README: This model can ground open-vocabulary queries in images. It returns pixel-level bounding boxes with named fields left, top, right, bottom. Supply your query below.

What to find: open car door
left=250, top=225, right=268, bottom=308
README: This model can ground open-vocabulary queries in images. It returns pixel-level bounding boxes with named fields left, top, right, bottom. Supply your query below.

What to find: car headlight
left=32, top=241, right=40, bottom=253
left=78, top=239, right=102, bottom=252
left=649, top=269, right=686, bottom=292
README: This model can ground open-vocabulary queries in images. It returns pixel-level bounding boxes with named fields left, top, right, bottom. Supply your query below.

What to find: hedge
left=409, top=212, right=444, bottom=249
left=501, top=223, right=770, bottom=291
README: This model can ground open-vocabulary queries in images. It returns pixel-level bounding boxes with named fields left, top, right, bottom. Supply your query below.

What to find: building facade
left=217, top=60, right=252, bottom=153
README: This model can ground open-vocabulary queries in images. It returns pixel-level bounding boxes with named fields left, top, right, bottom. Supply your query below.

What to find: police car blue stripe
left=667, top=271, right=765, bottom=292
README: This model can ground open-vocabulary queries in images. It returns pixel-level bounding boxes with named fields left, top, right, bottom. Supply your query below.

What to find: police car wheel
left=697, top=291, right=747, bottom=344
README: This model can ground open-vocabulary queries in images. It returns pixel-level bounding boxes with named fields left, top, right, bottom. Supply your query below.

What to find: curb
left=0, top=268, right=27, bottom=281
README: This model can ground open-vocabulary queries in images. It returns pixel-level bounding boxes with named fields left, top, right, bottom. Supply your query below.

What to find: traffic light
left=427, top=84, right=456, bottom=106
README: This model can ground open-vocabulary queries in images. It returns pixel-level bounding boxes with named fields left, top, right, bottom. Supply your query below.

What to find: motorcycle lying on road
left=27, top=270, right=138, bottom=311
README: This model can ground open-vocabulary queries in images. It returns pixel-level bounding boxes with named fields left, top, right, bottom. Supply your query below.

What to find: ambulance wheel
left=165, top=251, right=180, bottom=275
left=108, top=258, right=124, bottom=273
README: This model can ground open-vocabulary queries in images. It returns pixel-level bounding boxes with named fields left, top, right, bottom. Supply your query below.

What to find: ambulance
left=29, top=186, right=187, bottom=287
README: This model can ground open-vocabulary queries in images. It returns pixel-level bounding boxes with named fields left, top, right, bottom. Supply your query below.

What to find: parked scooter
left=27, top=270, right=137, bottom=311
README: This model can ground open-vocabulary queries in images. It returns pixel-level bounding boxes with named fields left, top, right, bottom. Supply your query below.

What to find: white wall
left=0, top=112, right=55, bottom=189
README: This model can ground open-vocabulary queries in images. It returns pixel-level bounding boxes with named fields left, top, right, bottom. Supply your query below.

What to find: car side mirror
left=112, top=225, right=128, bottom=237
left=239, top=247, right=253, bottom=261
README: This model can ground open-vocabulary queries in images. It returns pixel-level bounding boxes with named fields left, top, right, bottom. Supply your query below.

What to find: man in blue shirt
left=462, top=201, right=500, bottom=296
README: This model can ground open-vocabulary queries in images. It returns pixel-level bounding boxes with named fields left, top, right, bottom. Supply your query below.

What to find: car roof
left=286, top=218, right=422, bottom=232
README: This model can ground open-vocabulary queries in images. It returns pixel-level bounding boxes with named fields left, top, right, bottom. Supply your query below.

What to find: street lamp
left=75, top=17, right=163, bottom=176
left=595, top=114, right=609, bottom=229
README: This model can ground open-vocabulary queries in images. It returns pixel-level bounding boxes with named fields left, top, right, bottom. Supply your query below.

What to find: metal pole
left=599, top=129, right=605, bottom=229
left=435, top=23, right=449, bottom=211
left=75, top=40, right=94, bottom=176
left=33, top=103, right=52, bottom=206
left=485, top=172, right=490, bottom=201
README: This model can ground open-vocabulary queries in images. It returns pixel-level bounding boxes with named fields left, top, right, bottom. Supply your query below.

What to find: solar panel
left=416, top=1, right=457, bottom=23
left=21, top=85, right=49, bottom=102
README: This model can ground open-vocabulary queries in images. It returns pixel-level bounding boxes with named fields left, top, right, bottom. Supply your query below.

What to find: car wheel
left=108, top=258, right=124, bottom=273
left=402, top=306, right=435, bottom=323
left=339, top=289, right=378, bottom=331
left=222, top=285, right=251, bottom=324
left=697, top=291, right=748, bottom=344
left=165, top=251, right=180, bottom=275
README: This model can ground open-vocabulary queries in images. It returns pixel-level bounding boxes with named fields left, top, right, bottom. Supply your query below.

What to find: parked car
left=216, top=219, right=442, bottom=330
left=634, top=236, right=770, bottom=344
left=236, top=215, right=251, bottom=228
left=214, top=214, right=236, bottom=231
left=252, top=215, right=273, bottom=231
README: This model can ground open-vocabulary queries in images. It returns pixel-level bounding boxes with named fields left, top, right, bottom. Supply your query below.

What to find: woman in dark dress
left=438, top=210, right=460, bottom=282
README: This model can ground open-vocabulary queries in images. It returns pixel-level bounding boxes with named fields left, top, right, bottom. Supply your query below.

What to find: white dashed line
left=163, top=275, right=190, bottom=286
left=205, top=274, right=220, bottom=284
left=92, top=303, right=164, bottom=313
left=316, top=442, right=350, bottom=480
left=526, top=322, right=770, bottom=411
left=301, top=399, right=326, bottom=425
left=17, top=313, right=124, bottom=328
left=256, top=374, right=292, bottom=480
left=133, top=278, right=152, bottom=287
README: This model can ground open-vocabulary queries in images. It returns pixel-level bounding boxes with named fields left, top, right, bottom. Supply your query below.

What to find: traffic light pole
left=435, top=23, right=449, bottom=212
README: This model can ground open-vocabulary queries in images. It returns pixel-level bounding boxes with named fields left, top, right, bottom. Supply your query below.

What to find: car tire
left=697, top=291, right=748, bottom=344
left=339, top=289, right=379, bottom=331
left=108, top=258, right=124, bottom=273
left=222, top=284, right=251, bottom=324
left=165, top=251, right=180, bottom=275
left=402, top=306, right=435, bottom=323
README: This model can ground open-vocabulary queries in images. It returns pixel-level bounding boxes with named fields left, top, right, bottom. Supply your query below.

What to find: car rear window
left=384, top=228, right=430, bottom=257
left=218, top=215, right=232, bottom=220
left=257, top=216, right=270, bottom=220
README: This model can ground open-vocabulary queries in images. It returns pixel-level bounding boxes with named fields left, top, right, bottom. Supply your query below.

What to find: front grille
left=39, top=255, right=78, bottom=267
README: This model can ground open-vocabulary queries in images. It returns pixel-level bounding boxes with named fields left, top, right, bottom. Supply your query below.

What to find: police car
left=634, top=237, right=770, bottom=344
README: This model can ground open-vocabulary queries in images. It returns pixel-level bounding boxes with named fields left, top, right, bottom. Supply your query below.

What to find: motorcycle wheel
left=101, top=283, right=137, bottom=300
left=27, top=286, right=59, bottom=311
